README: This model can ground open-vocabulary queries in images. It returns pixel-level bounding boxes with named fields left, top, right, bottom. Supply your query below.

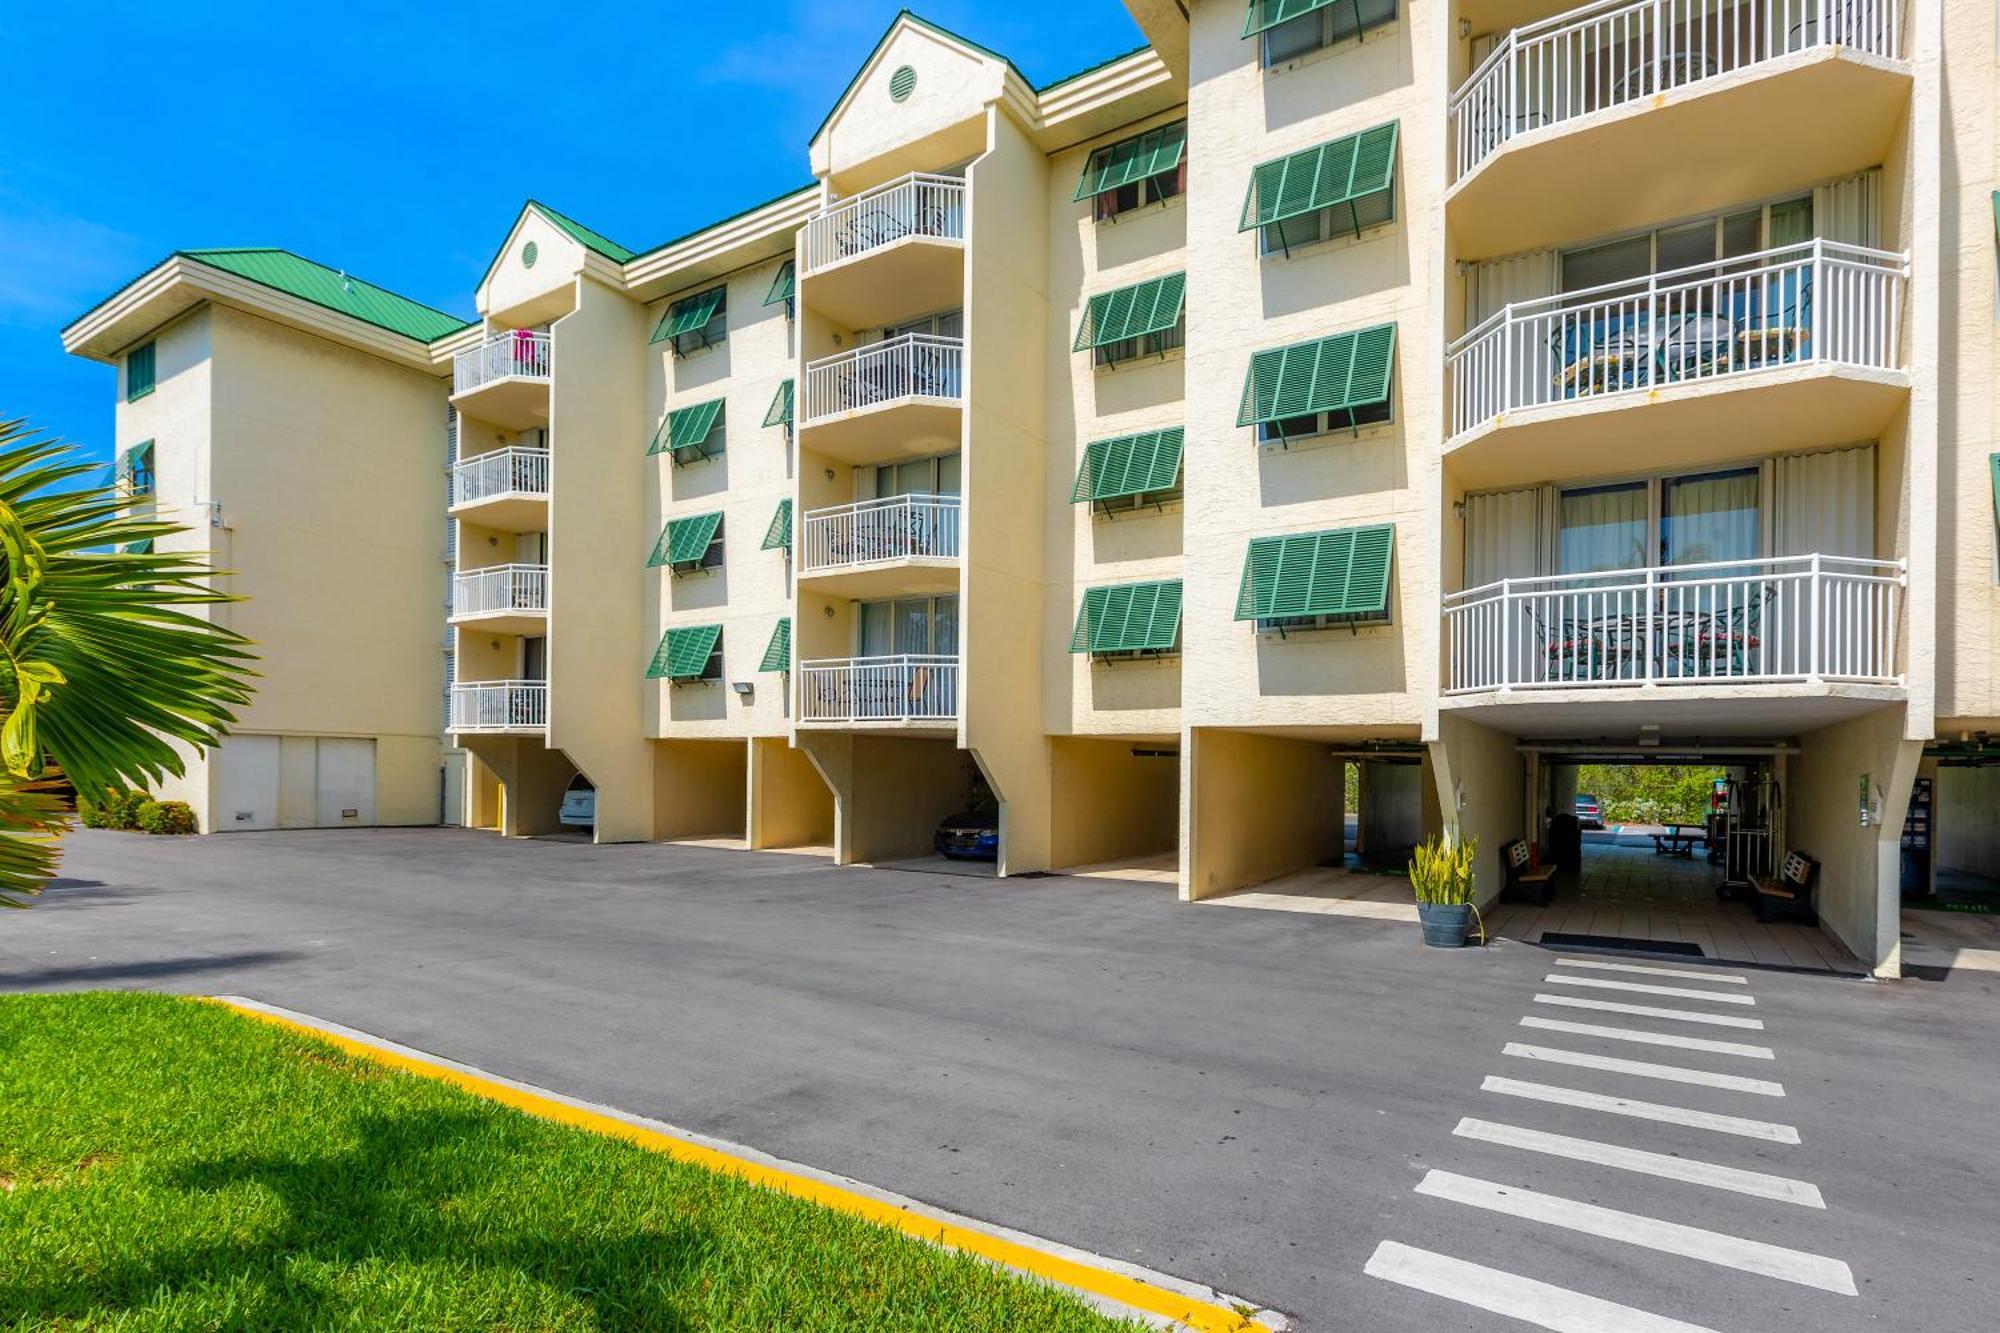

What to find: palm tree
left=0, top=419, right=257, bottom=906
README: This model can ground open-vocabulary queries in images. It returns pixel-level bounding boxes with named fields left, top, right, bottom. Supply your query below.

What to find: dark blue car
left=934, top=802, right=999, bottom=860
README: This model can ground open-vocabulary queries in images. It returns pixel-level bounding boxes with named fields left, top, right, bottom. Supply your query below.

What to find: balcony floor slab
left=449, top=610, right=548, bottom=638
left=796, top=557, right=961, bottom=602
left=802, top=237, right=965, bottom=332
left=450, top=376, right=551, bottom=432
left=1446, top=362, right=1908, bottom=491
left=1438, top=681, right=1906, bottom=740
left=1449, top=48, right=1910, bottom=259
left=798, top=399, right=962, bottom=464
left=449, top=493, right=549, bottom=533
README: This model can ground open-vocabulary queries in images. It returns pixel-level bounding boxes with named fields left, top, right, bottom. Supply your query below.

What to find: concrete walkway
left=3, top=828, right=1996, bottom=1331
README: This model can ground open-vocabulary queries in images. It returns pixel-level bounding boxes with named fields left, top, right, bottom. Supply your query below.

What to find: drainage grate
left=1540, top=932, right=1704, bottom=957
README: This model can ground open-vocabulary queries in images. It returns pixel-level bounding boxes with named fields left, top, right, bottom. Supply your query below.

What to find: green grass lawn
left=0, top=993, right=1136, bottom=1331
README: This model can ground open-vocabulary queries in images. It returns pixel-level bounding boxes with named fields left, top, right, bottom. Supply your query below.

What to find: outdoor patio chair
left=1554, top=310, right=1650, bottom=398
left=1733, top=271, right=1812, bottom=369
left=1500, top=838, right=1558, bottom=906
left=1751, top=849, right=1820, bottom=924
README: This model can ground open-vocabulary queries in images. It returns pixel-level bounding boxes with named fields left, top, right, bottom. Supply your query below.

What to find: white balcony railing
left=1451, top=0, right=1904, bottom=181
left=802, top=173, right=967, bottom=274
left=450, top=680, right=548, bottom=731
left=452, top=447, right=551, bottom=507
left=1447, top=240, right=1907, bottom=440
left=798, top=655, right=959, bottom=724
left=453, top=330, right=552, bottom=394
left=1442, top=554, right=1905, bottom=693
left=799, top=494, right=961, bottom=576
left=451, top=563, right=549, bottom=618
left=802, top=333, right=964, bottom=425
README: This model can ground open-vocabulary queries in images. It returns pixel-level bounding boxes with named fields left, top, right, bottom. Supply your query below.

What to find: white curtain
left=1773, top=446, right=1875, bottom=558
left=1469, top=249, right=1559, bottom=324
left=1662, top=469, right=1760, bottom=567
left=1813, top=170, right=1882, bottom=248
left=1558, top=483, right=1649, bottom=574
left=1464, top=486, right=1553, bottom=587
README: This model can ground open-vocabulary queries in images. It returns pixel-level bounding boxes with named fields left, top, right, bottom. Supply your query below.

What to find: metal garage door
left=314, top=738, right=377, bottom=827
left=217, top=734, right=281, bottom=831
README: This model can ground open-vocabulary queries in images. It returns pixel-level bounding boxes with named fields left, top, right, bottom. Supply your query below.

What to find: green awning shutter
left=1073, top=272, right=1187, bottom=352
left=1074, top=121, right=1189, bottom=201
left=126, top=342, right=155, bottom=402
left=1235, top=525, right=1395, bottom=620
left=1991, top=453, right=2000, bottom=534
left=123, top=538, right=155, bottom=556
left=762, top=498, right=792, bottom=550
left=650, top=398, right=725, bottom=458
left=648, top=624, right=723, bottom=680
left=650, top=287, right=724, bottom=344
left=1242, top=0, right=1378, bottom=39
left=1070, top=581, right=1184, bottom=654
left=764, top=259, right=796, bottom=307
left=763, top=379, right=794, bottom=428
left=1237, top=323, right=1397, bottom=426
left=759, top=618, right=792, bottom=672
left=1072, top=428, right=1185, bottom=504
left=1240, top=122, right=1398, bottom=232
left=650, top=510, right=722, bottom=568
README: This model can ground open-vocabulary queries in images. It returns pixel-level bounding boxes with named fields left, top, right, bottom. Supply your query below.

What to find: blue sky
left=3, top=1, right=1144, bottom=464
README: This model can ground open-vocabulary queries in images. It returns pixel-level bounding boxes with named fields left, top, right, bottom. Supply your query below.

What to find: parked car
left=934, top=801, right=999, bottom=860
left=1574, top=793, right=1605, bottom=829
left=559, top=776, right=596, bottom=829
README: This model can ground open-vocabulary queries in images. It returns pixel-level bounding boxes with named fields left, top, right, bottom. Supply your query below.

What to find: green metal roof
left=1074, top=272, right=1186, bottom=352
left=762, top=498, right=793, bottom=550
left=1075, top=122, right=1188, bottom=202
left=1235, top=525, right=1395, bottom=621
left=652, top=287, right=725, bottom=344
left=648, top=624, right=723, bottom=680
left=650, top=511, right=723, bottom=568
left=651, top=399, right=725, bottom=458
left=1070, top=580, right=1184, bottom=655
left=1238, top=323, right=1397, bottom=427
left=179, top=249, right=472, bottom=343
left=759, top=618, right=792, bottom=673
left=763, top=379, right=795, bottom=429
left=1072, top=428, right=1184, bottom=504
left=1240, top=123, right=1398, bottom=232
left=527, top=200, right=636, bottom=262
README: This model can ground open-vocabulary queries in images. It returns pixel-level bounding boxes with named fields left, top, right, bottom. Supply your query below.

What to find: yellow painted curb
left=209, top=998, right=1267, bottom=1333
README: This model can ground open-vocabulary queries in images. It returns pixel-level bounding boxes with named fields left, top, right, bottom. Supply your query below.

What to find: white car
left=559, top=776, right=596, bottom=828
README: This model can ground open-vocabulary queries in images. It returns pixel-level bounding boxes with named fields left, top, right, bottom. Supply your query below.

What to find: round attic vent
left=889, top=65, right=917, bottom=102
left=522, top=240, right=538, bottom=269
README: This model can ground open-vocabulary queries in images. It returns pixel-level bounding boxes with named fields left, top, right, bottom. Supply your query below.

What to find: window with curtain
left=1560, top=195, right=1815, bottom=293
left=1662, top=469, right=1760, bottom=567
left=1558, top=482, right=1648, bottom=575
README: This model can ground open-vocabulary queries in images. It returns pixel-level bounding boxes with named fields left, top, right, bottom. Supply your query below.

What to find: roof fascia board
left=623, top=190, right=816, bottom=304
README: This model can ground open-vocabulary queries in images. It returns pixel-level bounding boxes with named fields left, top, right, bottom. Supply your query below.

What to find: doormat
left=1904, top=898, right=1996, bottom=915
left=1541, top=932, right=1704, bottom=957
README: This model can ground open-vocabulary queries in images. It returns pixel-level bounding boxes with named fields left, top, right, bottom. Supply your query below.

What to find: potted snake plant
left=1409, top=834, right=1482, bottom=948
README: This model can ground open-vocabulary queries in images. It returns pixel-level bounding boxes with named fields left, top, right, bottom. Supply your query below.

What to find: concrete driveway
left=3, top=828, right=1996, bottom=1331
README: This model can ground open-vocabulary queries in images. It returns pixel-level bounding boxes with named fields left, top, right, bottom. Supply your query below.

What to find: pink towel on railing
left=513, top=327, right=535, bottom=371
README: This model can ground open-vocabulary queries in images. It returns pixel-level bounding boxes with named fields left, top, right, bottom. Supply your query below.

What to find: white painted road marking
left=1556, top=958, right=1750, bottom=985
left=1364, top=1241, right=1725, bottom=1333
left=1453, top=1117, right=1827, bottom=1208
left=1414, top=1171, right=1857, bottom=1294
left=1482, top=1075, right=1802, bottom=1143
left=1544, top=975, right=1758, bottom=1005
left=1520, top=1015, right=1775, bottom=1060
left=1503, top=1042, right=1786, bottom=1097
left=1535, top=993, right=1766, bottom=1030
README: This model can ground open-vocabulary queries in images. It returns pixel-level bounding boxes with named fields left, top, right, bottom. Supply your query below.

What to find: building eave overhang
left=623, top=188, right=818, bottom=305
left=62, top=255, right=451, bottom=376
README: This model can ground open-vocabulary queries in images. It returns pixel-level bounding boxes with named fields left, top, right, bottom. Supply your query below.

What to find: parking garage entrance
left=1491, top=745, right=1859, bottom=971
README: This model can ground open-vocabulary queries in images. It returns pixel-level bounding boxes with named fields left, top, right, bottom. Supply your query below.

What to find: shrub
left=136, top=800, right=198, bottom=836
left=110, top=790, right=149, bottom=831
left=77, top=797, right=110, bottom=829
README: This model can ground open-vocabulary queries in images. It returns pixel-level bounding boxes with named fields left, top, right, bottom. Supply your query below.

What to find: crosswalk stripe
left=1482, top=1075, right=1801, bottom=1143
left=1556, top=958, right=1750, bottom=985
left=1545, top=975, right=1758, bottom=1005
left=1504, top=1042, right=1786, bottom=1097
left=1453, top=1117, right=1826, bottom=1208
left=1520, top=1015, right=1774, bottom=1060
left=1535, top=993, right=1765, bottom=1030
left=1414, top=1170, right=1857, bottom=1295
left=1364, top=1240, right=1725, bottom=1333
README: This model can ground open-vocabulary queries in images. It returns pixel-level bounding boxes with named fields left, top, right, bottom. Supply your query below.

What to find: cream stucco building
left=64, top=2, right=2000, bottom=977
